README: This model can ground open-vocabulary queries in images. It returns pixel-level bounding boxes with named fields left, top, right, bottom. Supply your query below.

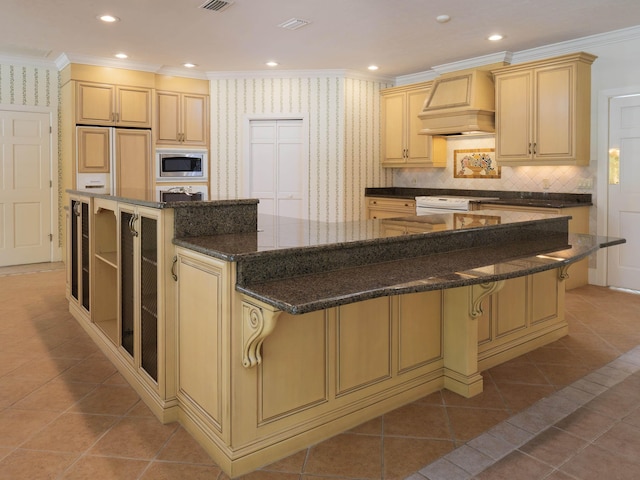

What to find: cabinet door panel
left=76, top=83, right=114, bottom=125
left=535, top=66, right=573, bottom=159
left=406, top=88, right=430, bottom=162
left=495, top=72, right=532, bottom=161
left=182, top=94, right=208, bottom=145
left=381, top=92, right=406, bottom=164
left=120, top=210, right=135, bottom=358
left=156, top=91, right=181, bottom=143
left=140, top=215, right=158, bottom=381
left=77, top=127, right=110, bottom=173
left=116, top=87, right=152, bottom=128
left=114, top=129, right=151, bottom=196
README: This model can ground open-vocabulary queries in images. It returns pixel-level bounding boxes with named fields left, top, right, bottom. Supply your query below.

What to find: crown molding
left=510, top=24, right=640, bottom=64
left=56, top=53, right=162, bottom=73
left=394, top=25, right=640, bottom=86
left=155, top=66, right=208, bottom=80
left=207, top=68, right=394, bottom=83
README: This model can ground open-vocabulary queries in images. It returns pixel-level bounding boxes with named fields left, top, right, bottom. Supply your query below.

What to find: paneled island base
left=175, top=247, right=567, bottom=477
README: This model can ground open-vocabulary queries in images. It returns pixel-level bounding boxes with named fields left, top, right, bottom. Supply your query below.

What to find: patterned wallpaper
left=0, top=63, right=56, bottom=107
left=0, top=61, right=61, bottom=246
left=209, top=73, right=393, bottom=223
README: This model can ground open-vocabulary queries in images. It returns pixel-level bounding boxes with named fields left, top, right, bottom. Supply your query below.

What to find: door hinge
left=49, top=233, right=53, bottom=242
left=49, top=126, right=52, bottom=134
left=50, top=180, right=53, bottom=187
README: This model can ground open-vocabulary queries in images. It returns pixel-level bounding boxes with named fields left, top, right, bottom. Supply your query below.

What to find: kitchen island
left=65, top=190, right=622, bottom=477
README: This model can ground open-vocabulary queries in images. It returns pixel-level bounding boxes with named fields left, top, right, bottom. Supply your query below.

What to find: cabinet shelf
left=95, top=251, right=117, bottom=269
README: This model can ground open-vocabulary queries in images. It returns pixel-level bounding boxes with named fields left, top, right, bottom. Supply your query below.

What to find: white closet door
left=0, top=110, right=52, bottom=266
left=608, top=94, right=640, bottom=290
left=248, top=119, right=305, bottom=219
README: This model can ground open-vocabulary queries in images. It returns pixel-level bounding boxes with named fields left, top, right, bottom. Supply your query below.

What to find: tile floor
left=0, top=264, right=639, bottom=479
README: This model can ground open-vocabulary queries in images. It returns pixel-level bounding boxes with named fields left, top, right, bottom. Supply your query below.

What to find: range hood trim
left=418, top=69, right=496, bottom=135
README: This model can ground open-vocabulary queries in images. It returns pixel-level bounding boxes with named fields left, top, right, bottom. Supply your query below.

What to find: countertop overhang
left=174, top=210, right=624, bottom=315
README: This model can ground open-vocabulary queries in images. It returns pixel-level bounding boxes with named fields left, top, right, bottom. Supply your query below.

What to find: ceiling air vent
left=200, top=0, right=234, bottom=12
left=278, top=18, right=311, bottom=30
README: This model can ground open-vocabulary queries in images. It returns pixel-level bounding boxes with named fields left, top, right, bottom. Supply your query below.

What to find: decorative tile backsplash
left=393, top=135, right=598, bottom=236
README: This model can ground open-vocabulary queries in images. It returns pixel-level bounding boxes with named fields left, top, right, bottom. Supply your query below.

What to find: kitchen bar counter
left=174, top=210, right=622, bottom=314
left=67, top=190, right=623, bottom=477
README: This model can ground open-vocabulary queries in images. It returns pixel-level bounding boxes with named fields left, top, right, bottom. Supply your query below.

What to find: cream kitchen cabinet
left=366, top=197, right=415, bottom=219
left=76, top=82, right=152, bottom=128
left=156, top=91, right=209, bottom=146
left=381, top=82, right=446, bottom=168
left=76, top=127, right=152, bottom=195
left=67, top=195, right=91, bottom=320
left=66, top=193, right=177, bottom=421
left=493, top=52, right=596, bottom=166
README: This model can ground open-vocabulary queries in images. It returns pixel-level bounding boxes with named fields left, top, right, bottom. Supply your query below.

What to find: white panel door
left=607, top=94, right=640, bottom=290
left=248, top=119, right=305, bottom=219
left=0, top=111, right=52, bottom=266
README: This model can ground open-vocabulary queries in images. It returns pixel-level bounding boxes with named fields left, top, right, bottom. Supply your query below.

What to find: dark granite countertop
left=174, top=210, right=624, bottom=314
left=365, top=187, right=592, bottom=208
left=236, top=234, right=621, bottom=315
left=68, top=188, right=258, bottom=210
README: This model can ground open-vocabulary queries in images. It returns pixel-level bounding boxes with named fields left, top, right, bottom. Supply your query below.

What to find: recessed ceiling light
left=488, top=34, right=504, bottom=41
left=183, top=63, right=197, bottom=68
left=436, top=14, right=451, bottom=23
left=115, top=53, right=128, bottom=59
left=98, top=14, right=119, bottom=23
left=368, top=65, right=379, bottom=71
left=266, top=61, right=279, bottom=67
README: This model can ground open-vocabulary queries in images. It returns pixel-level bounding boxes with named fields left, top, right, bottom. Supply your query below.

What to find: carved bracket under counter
left=241, top=300, right=282, bottom=368
left=558, top=265, right=570, bottom=281
left=470, top=280, right=505, bottom=318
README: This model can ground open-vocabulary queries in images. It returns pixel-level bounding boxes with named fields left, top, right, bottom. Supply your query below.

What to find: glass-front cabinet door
left=119, top=204, right=159, bottom=384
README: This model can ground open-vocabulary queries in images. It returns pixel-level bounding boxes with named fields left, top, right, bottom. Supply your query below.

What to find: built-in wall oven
left=156, top=148, right=208, bottom=181
left=156, top=184, right=209, bottom=202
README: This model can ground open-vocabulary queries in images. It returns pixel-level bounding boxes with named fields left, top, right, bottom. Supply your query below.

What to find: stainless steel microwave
left=156, top=149, right=208, bottom=180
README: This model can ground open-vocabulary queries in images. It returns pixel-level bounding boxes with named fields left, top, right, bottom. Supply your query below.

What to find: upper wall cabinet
left=156, top=91, right=209, bottom=147
left=381, top=82, right=446, bottom=168
left=493, top=52, right=596, bottom=166
left=76, top=82, right=152, bottom=128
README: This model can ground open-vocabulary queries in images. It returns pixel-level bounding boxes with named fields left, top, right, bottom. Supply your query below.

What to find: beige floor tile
left=447, top=406, right=511, bottom=443
left=12, top=380, right=97, bottom=412
left=21, top=412, right=117, bottom=452
left=140, top=462, right=223, bottom=480
left=156, top=427, right=217, bottom=465
left=383, top=436, right=454, bottom=480
left=0, top=408, right=59, bottom=448
left=0, top=376, right=44, bottom=409
left=492, top=382, right=556, bottom=411
left=60, top=455, right=149, bottom=480
left=594, top=421, right=640, bottom=460
left=474, top=450, right=554, bottom=480
left=518, top=426, right=587, bottom=467
left=383, top=403, right=451, bottom=439
left=0, top=449, right=78, bottom=480
left=89, top=417, right=179, bottom=459
left=560, top=444, right=640, bottom=480
left=260, top=448, right=307, bottom=474
left=303, top=433, right=382, bottom=478
left=554, top=407, right=618, bottom=441
left=58, top=355, right=118, bottom=384
left=69, top=384, right=140, bottom=416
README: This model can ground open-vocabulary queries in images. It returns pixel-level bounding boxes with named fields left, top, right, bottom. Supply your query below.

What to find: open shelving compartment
left=92, top=198, right=119, bottom=344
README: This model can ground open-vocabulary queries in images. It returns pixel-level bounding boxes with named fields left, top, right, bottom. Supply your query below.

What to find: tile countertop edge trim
left=235, top=235, right=625, bottom=315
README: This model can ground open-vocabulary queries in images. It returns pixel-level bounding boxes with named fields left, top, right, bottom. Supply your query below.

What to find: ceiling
left=2, top=0, right=640, bottom=78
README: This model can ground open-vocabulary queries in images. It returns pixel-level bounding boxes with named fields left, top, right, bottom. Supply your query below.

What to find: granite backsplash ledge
left=235, top=214, right=570, bottom=286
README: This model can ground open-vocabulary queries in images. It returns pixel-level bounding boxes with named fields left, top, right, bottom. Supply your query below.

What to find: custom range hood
left=418, top=69, right=495, bottom=135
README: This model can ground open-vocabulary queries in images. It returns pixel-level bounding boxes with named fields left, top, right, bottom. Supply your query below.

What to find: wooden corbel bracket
left=241, top=301, right=282, bottom=368
left=470, top=280, right=505, bottom=318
